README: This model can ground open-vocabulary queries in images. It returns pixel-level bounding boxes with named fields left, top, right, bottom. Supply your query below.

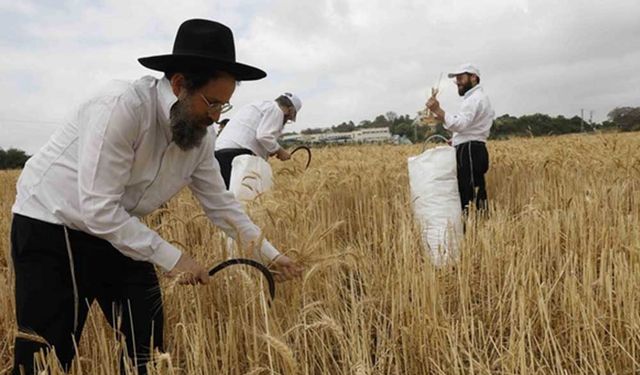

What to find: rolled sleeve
left=150, top=241, right=182, bottom=271
left=444, top=97, right=480, bottom=133
left=77, top=95, right=182, bottom=271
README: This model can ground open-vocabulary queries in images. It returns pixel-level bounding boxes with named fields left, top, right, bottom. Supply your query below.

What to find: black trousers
left=214, top=148, right=255, bottom=189
left=11, top=214, right=163, bottom=375
left=455, top=141, right=489, bottom=212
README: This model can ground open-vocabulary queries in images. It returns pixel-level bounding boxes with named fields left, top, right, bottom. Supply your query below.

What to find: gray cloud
left=1, top=0, right=638, bottom=153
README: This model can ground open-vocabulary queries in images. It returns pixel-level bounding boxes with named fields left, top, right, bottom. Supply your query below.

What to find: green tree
left=385, top=111, right=398, bottom=122
left=370, top=115, right=390, bottom=128
left=0, top=147, right=31, bottom=169
left=608, top=107, right=640, bottom=132
left=301, top=128, right=325, bottom=135
left=490, top=113, right=596, bottom=139
left=332, top=122, right=356, bottom=133
left=389, top=122, right=414, bottom=140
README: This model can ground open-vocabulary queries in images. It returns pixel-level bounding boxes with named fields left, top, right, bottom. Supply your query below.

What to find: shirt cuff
left=264, top=143, right=281, bottom=154
left=150, top=242, right=182, bottom=271
left=259, top=240, right=281, bottom=262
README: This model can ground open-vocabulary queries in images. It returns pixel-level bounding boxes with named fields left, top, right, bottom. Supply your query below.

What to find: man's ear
left=169, top=73, right=185, bottom=97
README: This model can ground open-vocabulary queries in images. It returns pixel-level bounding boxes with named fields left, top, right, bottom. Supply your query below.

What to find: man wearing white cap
left=215, top=92, right=302, bottom=188
left=426, top=63, right=495, bottom=212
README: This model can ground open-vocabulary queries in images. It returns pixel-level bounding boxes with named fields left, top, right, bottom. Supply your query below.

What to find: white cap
left=283, top=92, right=302, bottom=121
left=447, top=63, right=481, bottom=78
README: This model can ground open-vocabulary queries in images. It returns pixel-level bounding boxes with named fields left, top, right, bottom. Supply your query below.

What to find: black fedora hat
left=138, top=19, right=266, bottom=81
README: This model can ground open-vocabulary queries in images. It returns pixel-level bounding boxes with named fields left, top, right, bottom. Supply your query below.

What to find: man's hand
left=275, top=148, right=291, bottom=161
left=270, top=254, right=304, bottom=282
left=426, top=97, right=445, bottom=121
left=426, top=97, right=440, bottom=112
left=167, top=253, right=210, bottom=285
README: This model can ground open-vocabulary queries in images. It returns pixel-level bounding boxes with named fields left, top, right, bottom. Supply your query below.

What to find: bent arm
left=77, top=97, right=181, bottom=271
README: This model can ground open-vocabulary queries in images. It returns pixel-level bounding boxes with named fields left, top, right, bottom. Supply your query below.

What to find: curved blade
left=208, top=258, right=276, bottom=300
left=290, top=146, right=312, bottom=170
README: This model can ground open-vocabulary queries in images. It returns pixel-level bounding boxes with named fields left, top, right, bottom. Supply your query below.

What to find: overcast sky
left=1, top=0, right=639, bottom=153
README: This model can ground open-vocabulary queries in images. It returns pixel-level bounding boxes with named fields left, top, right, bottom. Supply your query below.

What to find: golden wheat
left=0, top=132, right=639, bottom=374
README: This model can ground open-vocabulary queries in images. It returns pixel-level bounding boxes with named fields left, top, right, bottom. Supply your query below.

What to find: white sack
left=229, top=155, right=274, bottom=203
left=407, top=145, right=463, bottom=266
left=225, top=155, right=274, bottom=257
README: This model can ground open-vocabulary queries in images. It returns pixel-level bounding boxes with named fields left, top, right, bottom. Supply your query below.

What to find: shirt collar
left=464, top=84, right=482, bottom=99
left=157, top=76, right=178, bottom=126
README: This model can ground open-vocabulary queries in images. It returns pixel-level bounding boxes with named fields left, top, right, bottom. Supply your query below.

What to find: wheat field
left=1, top=132, right=639, bottom=374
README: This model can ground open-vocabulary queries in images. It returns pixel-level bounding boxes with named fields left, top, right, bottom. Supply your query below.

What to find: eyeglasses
left=200, top=94, right=233, bottom=114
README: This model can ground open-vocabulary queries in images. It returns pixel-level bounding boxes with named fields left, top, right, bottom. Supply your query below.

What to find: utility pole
left=580, top=108, right=585, bottom=132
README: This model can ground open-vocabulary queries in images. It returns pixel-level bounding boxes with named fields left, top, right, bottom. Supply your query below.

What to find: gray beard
left=170, top=99, right=210, bottom=151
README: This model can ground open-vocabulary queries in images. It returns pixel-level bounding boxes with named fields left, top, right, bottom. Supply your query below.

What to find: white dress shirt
left=444, top=85, right=495, bottom=146
left=12, top=76, right=280, bottom=271
left=215, top=100, right=285, bottom=159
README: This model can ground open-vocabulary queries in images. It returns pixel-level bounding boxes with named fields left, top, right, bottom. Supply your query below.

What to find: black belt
left=455, top=140, right=485, bottom=149
left=215, top=148, right=255, bottom=156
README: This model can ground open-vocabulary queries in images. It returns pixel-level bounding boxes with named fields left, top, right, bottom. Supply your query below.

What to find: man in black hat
left=10, top=19, right=303, bottom=375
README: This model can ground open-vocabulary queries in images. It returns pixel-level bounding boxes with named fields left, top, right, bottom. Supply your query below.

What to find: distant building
left=303, top=133, right=324, bottom=143
left=282, top=133, right=305, bottom=143
left=317, top=132, right=353, bottom=144
left=282, top=127, right=392, bottom=145
left=352, top=128, right=392, bottom=143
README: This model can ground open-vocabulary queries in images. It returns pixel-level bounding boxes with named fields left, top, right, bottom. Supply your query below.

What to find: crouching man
left=10, top=19, right=303, bottom=375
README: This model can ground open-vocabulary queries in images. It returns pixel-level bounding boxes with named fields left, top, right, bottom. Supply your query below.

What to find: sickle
left=209, top=258, right=276, bottom=300
left=290, top=146, right=312, bottom=170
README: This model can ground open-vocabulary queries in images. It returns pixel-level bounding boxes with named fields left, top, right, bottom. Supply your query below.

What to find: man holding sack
left=426, top=63, right=495, bottom=212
